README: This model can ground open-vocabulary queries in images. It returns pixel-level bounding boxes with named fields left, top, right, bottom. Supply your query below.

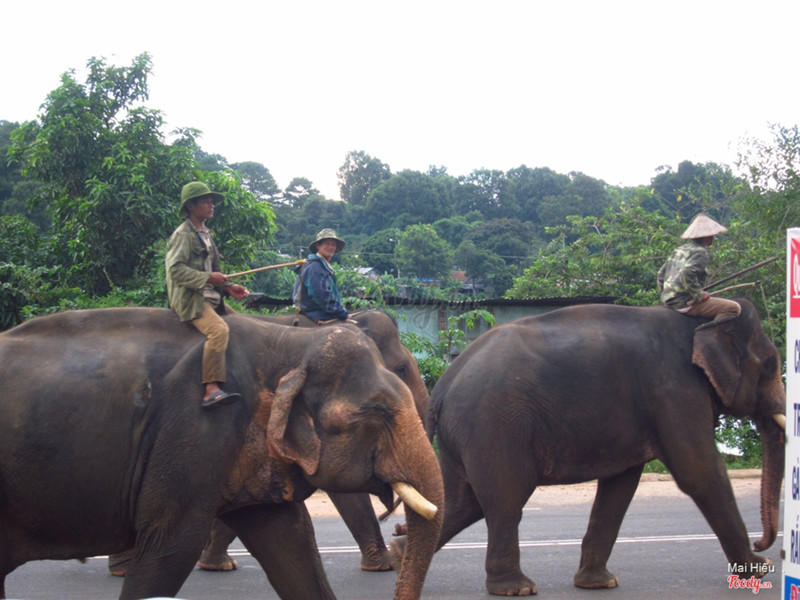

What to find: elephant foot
left=197, top=550, right=239, bottom=571
left=731, top=556, right=773, bottom=580
left=573, top=566, right=619, bottom=589
left=359, top=544, right=394, bottom=572
left=486, top=571, right=538, bottom=596
left=108, top=551, right=133, bottom=577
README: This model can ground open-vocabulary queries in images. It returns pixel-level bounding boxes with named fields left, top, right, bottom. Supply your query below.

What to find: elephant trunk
left=752, top=412, right=785, bottom=552
left=377, top=404, right=444, bottom=600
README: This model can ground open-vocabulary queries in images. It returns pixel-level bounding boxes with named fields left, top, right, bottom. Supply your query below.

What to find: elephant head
left=691, top=298, right=785, bottom=551
left=259, top=323, right=443, bottom=600
left=254, top=309, right=430, bottom=421
left=347, top=310, right=430, bottom=420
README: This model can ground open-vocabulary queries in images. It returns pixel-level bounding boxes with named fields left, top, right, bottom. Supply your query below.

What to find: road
left=5, top=476, right=782, bottom=599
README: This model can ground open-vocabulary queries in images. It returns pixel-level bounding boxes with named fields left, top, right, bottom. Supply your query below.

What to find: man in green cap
left=292, top=228, right=350, bottom=323
left=166, top=181, right=250, bottom=408
left=657, top=213, right=741, bottom=326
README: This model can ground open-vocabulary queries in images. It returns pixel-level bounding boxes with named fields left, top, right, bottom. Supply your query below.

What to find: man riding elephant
left=166, top=181, right=250, bottom=408
left=293, top=228, right=350, bottom=324
left=657, top=213, right=741, bottom=328
left=0, top=308, right=443, bottom=600
left=107, top=309, right=430, bottom=576
left=392, top=298, right=784, bottom=595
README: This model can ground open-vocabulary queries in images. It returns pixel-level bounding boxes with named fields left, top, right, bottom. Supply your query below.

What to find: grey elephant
left=108, top=309, right=430, bottom=575
left=399, top=298, right=784, bottom=596
left=0, top=308, right=443, bottom=600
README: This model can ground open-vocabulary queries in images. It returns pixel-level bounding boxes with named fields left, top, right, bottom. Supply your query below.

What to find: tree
left=506, top=165, right=570, bottom=225
left=8, top=54, right=274, bottom=296
left=455, top=239, right=505, bottom=288
left=362, top=229, right=400, bottom=275
left=231, top=161, right=281, bottom=202
left=536, top=172, right=613, bottom=228
left=283, top=177, right=323, bottom=207
left=337, top=150, right=391, bottom=205
left=364, top=170, right=452, bottom=232
left=465, top=218, right=535, bottom=266
left=650, top=160, right=711, bottom=219
left=506, top=199, right=681, bottom=304
left=432, top=215, right=480, bottom=247
left=395, top=224, right=451, bottom=281
left=455, top=168, right=511, bottom=220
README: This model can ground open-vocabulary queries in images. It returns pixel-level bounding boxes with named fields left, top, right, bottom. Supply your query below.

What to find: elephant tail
left=424, top=389, right=444, bottom=442
left=377, top=496, right=403, bottom=522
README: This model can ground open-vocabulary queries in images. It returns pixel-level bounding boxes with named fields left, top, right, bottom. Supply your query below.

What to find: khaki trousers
left=189, top=302, right=229, bottom=384
left=683, top=296, right=742, bottom=320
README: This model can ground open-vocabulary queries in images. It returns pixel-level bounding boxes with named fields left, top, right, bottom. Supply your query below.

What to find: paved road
left=5, top=481, right=782, bottom=599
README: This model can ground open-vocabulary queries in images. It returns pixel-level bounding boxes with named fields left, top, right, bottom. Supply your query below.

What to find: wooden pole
left=227, top=260, right=306, bottom=279
left=707, top=282, right=757, bottom=297
left=703, top=256, right=779, bottom=291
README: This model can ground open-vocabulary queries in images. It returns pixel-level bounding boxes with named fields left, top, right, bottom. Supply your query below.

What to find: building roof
left=244, top=294, right=617, bottom=311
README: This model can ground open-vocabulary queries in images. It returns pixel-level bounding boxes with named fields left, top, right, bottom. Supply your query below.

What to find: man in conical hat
left=656, top=213, right=741, bottom=325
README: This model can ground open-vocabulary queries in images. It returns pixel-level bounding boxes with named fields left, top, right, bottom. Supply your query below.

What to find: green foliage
left=364, top=170, right=453, bottom=230
left=2, top=53, right=795, bottom=465
left=337, top=150, right=391, bottom=206
left=8, top=54, right=198, bottom=295
left=400, top=309, right=496, bottom=390
left=506, top=199, right=680, bottom=305
left=6, top=54, right=274, bottom=302
left=395, top=224, right=452, bottom=281
left=361, top=228, right=400, bottom=275
left=230, top=161, right=281, bottom=202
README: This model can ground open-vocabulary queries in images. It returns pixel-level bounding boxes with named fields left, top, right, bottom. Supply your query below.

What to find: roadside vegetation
left=2, top=54, right=797, bottom=466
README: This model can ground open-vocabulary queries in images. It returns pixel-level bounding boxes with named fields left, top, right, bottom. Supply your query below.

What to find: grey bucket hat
left=309, top=228, right=346, bottom=254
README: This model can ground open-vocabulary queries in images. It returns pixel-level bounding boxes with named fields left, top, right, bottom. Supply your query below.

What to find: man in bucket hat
left=657, top=213, right=741, bottom=326
left=166, top=181, right=250, bottom=408
left=292, top=228, right=350, bottom=324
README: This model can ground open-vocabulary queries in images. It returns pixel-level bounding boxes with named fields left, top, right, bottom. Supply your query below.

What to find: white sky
left=2, top=1, right=798, bottom=200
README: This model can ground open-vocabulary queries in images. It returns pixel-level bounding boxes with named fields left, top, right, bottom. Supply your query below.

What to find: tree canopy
left=3, top=54, right=275, bottom=322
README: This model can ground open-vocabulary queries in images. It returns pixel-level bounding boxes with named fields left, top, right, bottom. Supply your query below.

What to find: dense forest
left=2, top=53, right=798, bottom=461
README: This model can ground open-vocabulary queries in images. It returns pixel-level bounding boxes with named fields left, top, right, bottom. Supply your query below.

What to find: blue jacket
left=292, top=255, right=348, bottom=322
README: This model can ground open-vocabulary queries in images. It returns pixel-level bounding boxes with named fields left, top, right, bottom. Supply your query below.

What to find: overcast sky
left=2, top=1, right=798, bottom=199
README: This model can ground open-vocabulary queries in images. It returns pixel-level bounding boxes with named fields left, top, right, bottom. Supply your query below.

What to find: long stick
left=227, top=260, right=306, bottom=279
left=703, top=256, right=779, bottom=291
left=708, top=282, right=757, bottom=297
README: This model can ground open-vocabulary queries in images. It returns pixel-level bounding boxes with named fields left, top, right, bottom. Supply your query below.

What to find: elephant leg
left=461, top=446, right=537, bottom=597
left=198, top=519, right=239, bottom=571
left=108, top=549, right=134, bottom=577
left=482, top=490, right=537, bottom=596
left=670, top=454, right=771, bottom=575
left=328, top=491, right=393, bottom=571
left=119, top=521, right=210, bottom=600
left=574, top=464, right=643, bottom=589
left=221, top=502, right=337, bottom=600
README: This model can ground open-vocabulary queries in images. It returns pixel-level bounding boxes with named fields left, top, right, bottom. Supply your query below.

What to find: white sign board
left=784, top=228, right=800, bottom=599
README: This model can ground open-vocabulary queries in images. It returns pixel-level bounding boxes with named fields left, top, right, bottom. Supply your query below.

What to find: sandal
left=201, top=390, right=242, bottom=409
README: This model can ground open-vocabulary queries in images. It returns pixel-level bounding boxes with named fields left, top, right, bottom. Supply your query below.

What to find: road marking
left=216, top=532, right=782, bottom=556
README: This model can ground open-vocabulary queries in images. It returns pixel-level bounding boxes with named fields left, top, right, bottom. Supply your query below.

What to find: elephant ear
left=266, top=367, right=321, bottom=476
left=691, top=322, right=741, bottom=408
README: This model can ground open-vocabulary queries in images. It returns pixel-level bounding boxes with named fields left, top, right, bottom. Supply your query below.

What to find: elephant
left=397, top=298, right=785, bottom=596
left=190, top=309, right=430, bottom=573
left=0, top=307, right=443, bottom=600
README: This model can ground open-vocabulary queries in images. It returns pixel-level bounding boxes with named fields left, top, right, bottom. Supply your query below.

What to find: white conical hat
left=680, top=214, right=728, bottom=239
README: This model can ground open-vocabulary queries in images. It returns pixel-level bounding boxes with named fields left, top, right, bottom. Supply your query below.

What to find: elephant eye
left=761, top=355, right=778, bottom=377
left=394, top=365, right=407, bottom=380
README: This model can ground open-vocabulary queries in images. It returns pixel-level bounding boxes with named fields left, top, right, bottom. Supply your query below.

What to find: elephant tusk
left=392, top=482, right=438, bottom=521
left=773, top=413, right=786, bottom=430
